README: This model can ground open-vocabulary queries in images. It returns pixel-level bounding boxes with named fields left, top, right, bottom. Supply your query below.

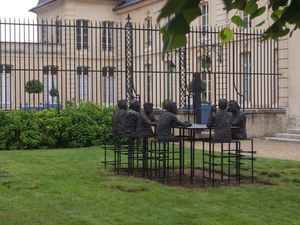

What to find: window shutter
left=108, top=68, right=114, bottom=77
left=43, top=66, right=49, bottom=74
left=51, top=66, right=58, bottom=75
left=83, top=67, right=88, bottom=75
left=5, top=65, right=12, bottom=73
left=102, top=67, right=107, bottom=77
left=83, top=20, right=88, bottom=49
left=76, top=20, right=82, bottom=50
left=77, top=66, right=82, bottom=75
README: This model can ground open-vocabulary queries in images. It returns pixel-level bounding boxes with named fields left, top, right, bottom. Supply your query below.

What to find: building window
left=76, top=20, right=89, bottom=50
left=201, top=3, right=209, bottom=37
left=102, top=67, right=114, bottom=105
left=43, top=66, right=58, bottom=104
left=243, top=14, right=252, bottom=29
left=145, top=18, right=152, bottom=47
left=102, top=21, right=114, bottom=51
left=200, top=71, right=210, bottom=102
left=0, top=65, right=12, bottom=106
left=41, top=20, right=48, bottom=43
left=199, top=56, right=212, bottom=101
left=145, top=64, right=152, bottom=102
left=241, top=52, right=251, bottom=101
left=55, top=20, right=62, bottom=44
left=77, top=66, right=89, bottom=101
left=167, top=61, right=175, bottom=100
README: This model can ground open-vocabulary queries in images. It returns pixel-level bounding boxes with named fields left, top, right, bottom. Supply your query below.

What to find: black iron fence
left=0, top=17, right=279, bottom=111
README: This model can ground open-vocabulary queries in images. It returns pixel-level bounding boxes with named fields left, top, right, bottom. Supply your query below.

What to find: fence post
left=125, top=14, right=134, bottom=101
left=178, top=47, right=187, bottom=109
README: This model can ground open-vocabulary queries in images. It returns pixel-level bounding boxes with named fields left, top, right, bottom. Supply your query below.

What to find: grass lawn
left=0, top=147, right=300, bottom=225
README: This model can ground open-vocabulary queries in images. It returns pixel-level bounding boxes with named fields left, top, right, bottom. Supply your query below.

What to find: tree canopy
left=158, top=0, right=300, bottom=53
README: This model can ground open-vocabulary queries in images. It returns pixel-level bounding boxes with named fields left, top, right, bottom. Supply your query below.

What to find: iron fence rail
left=0, top=18, right=279, bottom=111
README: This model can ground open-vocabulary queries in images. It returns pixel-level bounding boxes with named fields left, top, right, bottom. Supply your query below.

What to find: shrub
left=0, top=102, right=116, bottom=150
left=61, top=102, right=116, bottom=147
left=35, top=110, right=62, bottom=148
left=6, top=110, right=43, bottom=149
left=161, top=99, right=172, bottom=110
left=0, top=110, right=12, bottom=149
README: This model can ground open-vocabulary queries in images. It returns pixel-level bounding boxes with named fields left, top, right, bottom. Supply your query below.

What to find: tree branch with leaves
left=158, top=0, right=300, bottom=53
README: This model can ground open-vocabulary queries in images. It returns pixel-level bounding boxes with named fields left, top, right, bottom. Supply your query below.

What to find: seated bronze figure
left=144, top=102, right=157, bottom=122
left=207, top=99, right=232, bottom=142
left=124, top=99, right=141, bottom=137
left=135, top=102, right=156, bottom=137
left=112, top=99, right=128, bottom=136
left=227, top=100, right=247, bottom=140
left=157, top=102, right=191, bottom=142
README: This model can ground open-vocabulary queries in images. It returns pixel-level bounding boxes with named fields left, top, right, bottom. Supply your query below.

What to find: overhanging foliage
left=158, top=0, right=300, bottom=54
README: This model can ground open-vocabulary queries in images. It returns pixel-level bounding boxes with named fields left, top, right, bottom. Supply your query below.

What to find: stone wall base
left=155, top=109, right=286, bottom=138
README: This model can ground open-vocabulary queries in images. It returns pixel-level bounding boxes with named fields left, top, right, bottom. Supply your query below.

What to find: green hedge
left=0, top=102, right=116, bottom=150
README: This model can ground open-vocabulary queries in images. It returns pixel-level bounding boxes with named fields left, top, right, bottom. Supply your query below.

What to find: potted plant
left=25, top=80, right=43, bottom=95
left=25, top=80, right=43, bottom=109
left=49, top=88, right=60, bottom=112
left=188, top=74, right=212, bottom=124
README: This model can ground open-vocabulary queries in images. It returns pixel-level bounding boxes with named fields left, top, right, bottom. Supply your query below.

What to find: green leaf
left=157, top=0, right=188, bottom=21
left=231, top=15, right=244, bottom=27
left=233, top=0, right=247, bottom=10
left=270, top=0, right=287, bottom=11
left=289, top=25, right=298, bottom=37
left=270, top=0, right=280, bottom=11
left=218, top=27, right=234, bottom=43
left=165, top=15, right=190, bottom=35
left=279, top=0, right=288, bottom=6
left=244, top=0, right=258, bottom=15
left=182, top=7, right=202, bottom=23
left=251, top=6, right=266, bottom=19
left=263, top=23, right=290, bottom=40
left=162, top=33, right=187, bottom=55
left=223, top=0, right=234, bottom=11
left=271, top=9, right=284, bottom=21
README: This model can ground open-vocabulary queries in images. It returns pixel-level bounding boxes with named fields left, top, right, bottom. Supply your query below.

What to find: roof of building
left=113, top=0, right=142, bottom=11
left=30, top=0, right=141, bottom=13
left=29, top=0, right=56, bottom=12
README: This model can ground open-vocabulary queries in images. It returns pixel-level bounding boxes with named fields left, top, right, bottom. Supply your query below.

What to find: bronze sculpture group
left=112, top=99, right=247, bottom=142
left=109, top=98, right=252, bottom=186
left=208, top=99, right=247, bottom=142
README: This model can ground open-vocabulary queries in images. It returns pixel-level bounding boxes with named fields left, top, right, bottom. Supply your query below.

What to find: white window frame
left=201, top=3, right=209, bottom=38
left=102, top=67, right=115, bottom=106
left=0, top=65, right=12, bottom=107
left=43, top=66, right=58, bottom=104
left=200, top=56, right=211, bottom=101
left=243, top=14, right=252, bottom=29
left=77, top=66, right=89, bottom=101
left=166, top=61, right=175, bottom=100
left=41, top=20, right=48, bottom=43
left=241, top=52, right=251, bottom=101
left=145, top=17, right=152, bottom=47
left=76, top=20, right=89, bottom=50
left=55, top=19, right=62, bottom=44
left=145, top=64, right=152, bottom=102
left=102, top=21, right=114, bottom=52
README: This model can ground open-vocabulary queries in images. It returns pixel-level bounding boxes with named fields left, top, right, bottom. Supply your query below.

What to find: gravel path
left=243, top=138, right=300, bottom=161
left=194, top=138, right=300, bottom=161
